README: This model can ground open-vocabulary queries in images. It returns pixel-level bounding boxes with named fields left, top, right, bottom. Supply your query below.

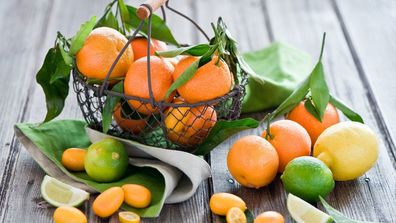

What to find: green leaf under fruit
left=102, top=81, right=124, bottom=133
left=329, top=95, right=364, bottom=123
left=36, top=45, right=71, bottom=123
left=195, top=118, right=259, bottom=156
left=319, top=196, right=372, bottom=223
left=69, top=16, right=97, bottom=55
left=155, top=44, right=211, bottom=57
left=125, top=5, right=179, bottom=46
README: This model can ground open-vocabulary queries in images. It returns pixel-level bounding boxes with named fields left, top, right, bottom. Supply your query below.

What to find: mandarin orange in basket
left=261, top=120, right=311, bottom=173
left=254, top=211, right=285, bottom=223
left=76, top=27, right=133, bottom=80
left=227, top=135, right=279, bottom=188
left=93, top=187, right=124, bottom=218
left=164, top=98, right=217, bottom=146
left=53, top=206, right=87, bottom=223
left=122, top=184, right=152, bottom=208
left=124, top=56, right=175, bottom=115
left=209, top=193, right=247, bottom=216
left=131, top=37, right=167, bottom=61
left=61, top=148, right=86, bottom=172
left=113, top=104, right=146, bottom=134
left=287, top=101, right=339, bottom=144
left=172, top=56, right=233, bottom=103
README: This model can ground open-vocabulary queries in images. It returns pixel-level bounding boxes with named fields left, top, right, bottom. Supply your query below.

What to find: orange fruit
left=287, top=102, right=339, bottom=144
left=61, top=148, right=86, bottom=172
left=209, top=193, right=247, bottom=216
left=92, top=187, right=124, bottom=218
left=172, top=56, right=233, bottom=103
left=76, top=27, right=133, bottom=80
left=131, top=37, right=167, bottom=61
left=261, top=120, right=311, bottom=173
left=122, top=184, right=152, bottom=208
left=164, top=98, right=217, bottom=146
left=227, top=135, right=279, bottom=188
left=226, top=207, right=247, bottom=223
left=113, top=104, right=146, bottom=134
left=53, top=206, right=87, bottom=223
left=254, top=211, right=285, bottom=223
left=124, top=56, right=175, bottom=115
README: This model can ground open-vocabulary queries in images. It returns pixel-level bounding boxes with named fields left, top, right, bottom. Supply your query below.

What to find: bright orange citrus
left=124, top=56, right=175, bottom=115
left=122, top=184, right=152, bottom=208
left=172, top=56, right=233, bottom=103
left=209, top=193, right=247, bottom=216
left=92, top=187, right=124, bottom=218
left=61, top=148, right=86, bottom=172
left=76, top=27, right=133, bottom=79
left=254, top=211, right=285, bottom=223
left=131, top=37, right=167, bottom=61
left=113, top=104, right=146, bottom=134
left=261, top=120, right=311, bottom=173
left=53, top=206, right=87, bottom=223
left=227, top=135, right=279, bottom=189
left=287, top=102, right=340, bottom=144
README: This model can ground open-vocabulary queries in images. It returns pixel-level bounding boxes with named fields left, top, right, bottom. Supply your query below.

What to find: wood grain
left=266, top=0, right=396, bottom=221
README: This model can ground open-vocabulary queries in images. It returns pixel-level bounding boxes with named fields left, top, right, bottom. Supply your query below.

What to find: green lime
left=84, top=138, right=129, bottom=182
left=280, top=156, right=334, bottom=202
left=41, top=175, right=89, bottom=207
left=287, top=193, right=333, bottom=223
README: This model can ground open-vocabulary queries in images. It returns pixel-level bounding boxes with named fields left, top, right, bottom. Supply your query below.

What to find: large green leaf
left=329, top=95, right=364, bottom=123
left=69, top=16, right=97, bottom=55
left=125, top=5, right=179, bottom=46
left=195, top=118, right=259, bottom=156
left=36, top=45, right=71, bottom=122
left=15, top=120, right=165, bottom=217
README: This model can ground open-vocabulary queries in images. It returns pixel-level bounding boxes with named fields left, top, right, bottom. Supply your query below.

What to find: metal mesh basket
left=72, top=0, right=248, bottom=152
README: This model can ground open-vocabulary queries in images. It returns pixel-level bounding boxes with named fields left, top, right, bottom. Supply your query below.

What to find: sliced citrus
left=287, top=193, right=333, bottom=223
left=226, top=207, right=247, bottom=223
left=41, top=175, right=89, bottom=207
left=119, top=211, right=141, bottom=223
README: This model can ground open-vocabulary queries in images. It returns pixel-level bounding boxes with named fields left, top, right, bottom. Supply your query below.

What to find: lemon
left=119, top=211, right=140, bottom=223
left=281, top=156, right=334, bottom=202
left=313, top=121, right=379, bottom=181
left=41, top=175, right=89, bottom=207
left=226, top=207, right=247, bottom=223
left=85, top=138, right=129, bottom=182
left=287, top=193, right=333, bottom=223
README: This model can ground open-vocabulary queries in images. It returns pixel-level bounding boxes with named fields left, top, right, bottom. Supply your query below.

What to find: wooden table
left=0, top=0, right=395, bottom=222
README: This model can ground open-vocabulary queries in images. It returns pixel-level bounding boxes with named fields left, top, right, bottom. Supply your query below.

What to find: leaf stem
left=318, top=32, right=326, bottom=61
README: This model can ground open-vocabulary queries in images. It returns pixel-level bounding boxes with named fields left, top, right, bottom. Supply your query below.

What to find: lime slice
left=287, top=193, right=333, bottom=223
left=41, top=175, right=89, bottom=207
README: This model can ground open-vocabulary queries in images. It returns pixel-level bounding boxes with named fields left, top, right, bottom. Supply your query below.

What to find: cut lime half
left=41, top=175, right=89, bottom=207
left=287, top=193, right=333, bottom=223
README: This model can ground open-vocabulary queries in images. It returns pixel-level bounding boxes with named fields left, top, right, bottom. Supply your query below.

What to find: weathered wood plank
left=266, top=0, right=396, bottom=222
left=333, top=0, right=396, bottom=163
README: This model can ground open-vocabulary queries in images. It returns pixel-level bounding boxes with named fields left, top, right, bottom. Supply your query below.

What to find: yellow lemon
left=313, top=121, right=379, bottom=181
left=119, top=211, right=140, bottom=223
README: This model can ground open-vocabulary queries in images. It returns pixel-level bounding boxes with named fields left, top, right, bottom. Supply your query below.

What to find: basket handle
left=137, top=0, right=168, bottom=20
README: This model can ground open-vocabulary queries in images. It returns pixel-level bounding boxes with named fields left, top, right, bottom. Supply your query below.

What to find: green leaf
left=15, top=120, right=165, bottom=217
left=304, top=99, right=322, bottom=121
left=36, top=46, right=71, bottom=122
left=319, top=196, right=372, bottom=223
left=245, top=209, right=255, bottom=223
left=118, top=0, right=130, bottom=24
left=50, top=39, right=73, bottom=84
left=309, top=62, right=329, bottom=121
left=95, top=11, right=119, bottom=30
left=69, top=16, right=97, bottom=55
left=329, top=95, right=364, bottom=123
left=125, top=5, right=179, bottom=46
left=102, top=81, right=124, bottom=133
left=155, top=44, right=210, bottom=57
left=195, top=118, right=259, bottom=156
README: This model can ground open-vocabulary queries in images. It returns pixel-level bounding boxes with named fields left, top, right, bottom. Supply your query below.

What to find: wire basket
left=72, top=0, right=248, bottom=152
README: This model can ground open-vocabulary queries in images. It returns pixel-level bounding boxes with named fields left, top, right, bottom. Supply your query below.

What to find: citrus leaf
left=329, top=95, right=364, bottom=123
left=155, top=44, right=210, bottom=57
left=50, top=38, right=72, bottom=84
left=95, top=11, right=119, bottom=30
left=309, top=62, right=330, bottom=120
left=69, top=16, right=97, bottom=55
left=125, top=5, right=179, bottom=46
left=118, top=0, right=130, bottom=25
left=164, top=59, right=199, bottom=98
left=319, top=196, right=372, bottom=223
left=102, top=81, right=124, bottom=133
left=194, top=118, right=259, bottom=156
left=245, top=209, right=255, bottom=223
left=304, top=99, right=322, bottom=121
left=36, top=47, right=70, bottom=122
